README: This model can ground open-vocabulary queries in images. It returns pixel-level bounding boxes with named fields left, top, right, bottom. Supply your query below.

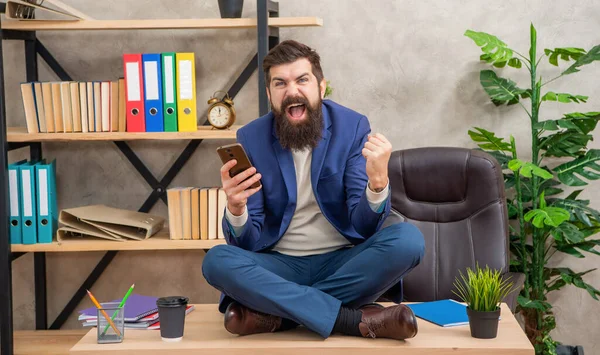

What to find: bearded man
left=202, top=40, right=425, bottom=340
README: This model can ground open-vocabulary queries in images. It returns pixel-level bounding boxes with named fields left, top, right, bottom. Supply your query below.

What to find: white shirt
left=225, top=148, right=389, bottom=256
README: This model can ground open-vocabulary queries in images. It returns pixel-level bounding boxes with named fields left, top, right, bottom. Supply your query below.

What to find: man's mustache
left=281, top=95, right=309, bottom=110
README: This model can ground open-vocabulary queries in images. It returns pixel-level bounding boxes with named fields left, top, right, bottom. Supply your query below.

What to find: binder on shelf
left=60, top=81, right=73, bottom=133
left=93, top=81, right=102, bottom=132
left=110, top=80, right=119, bottom=132
left=58, top=205, right=165, bottom=242
left=79, top=82, right=89, bottom=133
left=32, top=82, right=47, bottom=133
left=118, top=78, right=126, bottom=132
left=142, top=53, right=164, bottom=132
left=181, top=187, right=192, bottom=240
left=191, top=188, right=200, bottom=240
left=36, top=160, right=58, bottom=244
left=20, top=161, right=38, bottom=245
left=217, top=188, right=227, bottom=239
left=86, top=81, right=95, bottom=132
left=199, top=188, right=208, bottom=240
left=123, top=54, right=145, bottom=132
left=161, top=52, right=178, bottom=132
left=20, top=82, right=39, bottom=134
left=51, top=82, right=64, bottom=132
left=8, top=160, right=27, bottom=244
left=41, top=82, right=55, bottom=133
left=5, top=0, right=93, bottom=21
left=207, top=187, right=218, bottom=240
left=175, top=52, right=197, bottom=132
left=166, top=188, right=183, bottom=240
left=100, top=81, right=110, bottom=131
left=69, top=82, right=82, bottom=132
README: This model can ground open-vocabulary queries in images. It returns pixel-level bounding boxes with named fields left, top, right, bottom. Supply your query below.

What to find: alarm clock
left=207, top=91, right=236, bottom=129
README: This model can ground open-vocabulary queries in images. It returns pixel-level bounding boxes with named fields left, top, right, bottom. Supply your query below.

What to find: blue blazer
left=217, top=100, right=401, bottom=312
left=222, top=99, right=391, bottom=250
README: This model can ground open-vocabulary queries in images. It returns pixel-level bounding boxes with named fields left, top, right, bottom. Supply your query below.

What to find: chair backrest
left=388, top=147, right=509, bottom=302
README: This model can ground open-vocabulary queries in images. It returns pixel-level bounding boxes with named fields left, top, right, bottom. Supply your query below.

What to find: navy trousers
left=202, top=222, right=425, bottom=338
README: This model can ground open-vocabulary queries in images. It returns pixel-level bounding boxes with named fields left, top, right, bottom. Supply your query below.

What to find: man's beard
left=273, top=95, right=323, bottom=152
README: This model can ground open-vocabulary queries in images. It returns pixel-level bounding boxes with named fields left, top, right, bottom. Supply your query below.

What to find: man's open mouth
left=286, top=103, right=306, bottom=120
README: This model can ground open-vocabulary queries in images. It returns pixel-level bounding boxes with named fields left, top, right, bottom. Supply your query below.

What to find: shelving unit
left=6, top=125, right=240, bottom=142
left=1, top=16, right=322, bottom=30
left=0, top=2, right=322, bottom=354
left=11, top=232, right=226, bottom=253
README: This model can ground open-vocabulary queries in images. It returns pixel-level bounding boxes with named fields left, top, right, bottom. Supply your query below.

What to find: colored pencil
left=86, top=289, right=122, bottom=337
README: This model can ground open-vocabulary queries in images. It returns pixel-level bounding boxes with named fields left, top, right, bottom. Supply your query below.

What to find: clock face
left=209, top=104, right=231, bottom=127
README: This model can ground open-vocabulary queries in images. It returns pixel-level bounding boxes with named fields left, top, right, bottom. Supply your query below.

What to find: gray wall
left=6, top=0, right=600, bottom=352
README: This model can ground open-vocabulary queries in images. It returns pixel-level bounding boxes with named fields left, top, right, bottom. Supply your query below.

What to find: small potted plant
left=452, top=264, right=514, bottom=339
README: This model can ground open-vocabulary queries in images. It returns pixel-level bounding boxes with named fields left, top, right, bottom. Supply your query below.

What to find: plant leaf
left=508, top=159, right=523, bottom=172
left=525, top=206, right=570, bottom=228
left=480, top=70, right=526, bottom=106
left=538, top=178, right=564, bottom=198
left=544, top=47, right=586, bottom=66
left=553, top=268, right=600, bottom=300
left=553, top=149, right=600, bottom=186
left=551, top=222, right=585, bottom=243
left=468, top=127, right=511, bottom=152
left=508, top=159, right=553, bottom=179
left=540, top=131, right=593, bottom=158
left=563, top=45, right=600, bottom=75
left=508, top=58, right=522, bottom=69
left=534, top=120, right=559, bottom=131
left=548, top=197, right=600, bottom=226
left=517, top=295, right=551, bottom=311
left=465, top=30, right=515, bottom=66
left=542, top=92, right=588, bottom=103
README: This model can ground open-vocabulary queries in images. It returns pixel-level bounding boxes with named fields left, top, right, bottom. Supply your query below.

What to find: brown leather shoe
left=224, top=301, right=282, bottom=335
left=359, top=304, right=418, bottom=340
left=358, top=303, right=385, bottom=317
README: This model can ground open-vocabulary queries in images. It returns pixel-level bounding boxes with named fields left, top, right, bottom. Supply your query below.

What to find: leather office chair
left=381, top=147, right=524, bottom=312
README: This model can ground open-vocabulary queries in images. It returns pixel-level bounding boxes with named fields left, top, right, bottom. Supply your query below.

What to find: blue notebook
left=407, top=299, right=469, bottom=327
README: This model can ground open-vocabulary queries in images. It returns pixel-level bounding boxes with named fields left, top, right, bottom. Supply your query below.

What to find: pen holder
left=97, top=302, right=125, bottom=344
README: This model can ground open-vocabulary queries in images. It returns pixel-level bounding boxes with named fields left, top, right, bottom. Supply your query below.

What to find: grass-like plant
left=453, top=265, right=514, bottom=312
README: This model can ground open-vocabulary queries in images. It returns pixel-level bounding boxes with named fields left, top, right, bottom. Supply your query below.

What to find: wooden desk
left=15, top=329, right=88, bottom=355
left=69, top=303, right=533, bottom=354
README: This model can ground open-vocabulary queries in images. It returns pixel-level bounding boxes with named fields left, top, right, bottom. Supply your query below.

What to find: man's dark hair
left=262, top=40, right=324, bottom=87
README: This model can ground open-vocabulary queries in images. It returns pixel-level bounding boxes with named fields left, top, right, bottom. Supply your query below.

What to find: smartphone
left=216, top=143, right=261, bottom=189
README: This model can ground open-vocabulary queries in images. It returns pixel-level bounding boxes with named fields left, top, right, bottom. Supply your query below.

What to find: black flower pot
left=218, top=0, right=243, bottom=18
left=466, top=307, right=500, bottom=339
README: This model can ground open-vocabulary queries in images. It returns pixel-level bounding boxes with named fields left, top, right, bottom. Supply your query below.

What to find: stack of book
left=167, top=187, right=227, bottom=240
left=20, top=52, right=198, bottom=134
left=78, top=294, right=195, bottom=330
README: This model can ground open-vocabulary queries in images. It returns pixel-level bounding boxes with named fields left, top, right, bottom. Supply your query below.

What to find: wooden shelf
left=0, top=17, right=323, bottom=31
left=7, top=125, right=239, bottom=142
left=10, top=230, right=226, bottom=252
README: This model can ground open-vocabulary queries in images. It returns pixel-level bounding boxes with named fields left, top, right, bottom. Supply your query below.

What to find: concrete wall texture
left=5, top=0, right=600, bottom=352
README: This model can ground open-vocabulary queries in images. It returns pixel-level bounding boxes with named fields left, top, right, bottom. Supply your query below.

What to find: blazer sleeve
left=344, top=116, right=391, bottom=238
left=221, top=129, right=266, bottom=250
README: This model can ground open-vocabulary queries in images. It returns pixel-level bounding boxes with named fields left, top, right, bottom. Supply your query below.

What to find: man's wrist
left=228, top=203, right=245, bottom=217
left=368, top=177, right=388, bottom=192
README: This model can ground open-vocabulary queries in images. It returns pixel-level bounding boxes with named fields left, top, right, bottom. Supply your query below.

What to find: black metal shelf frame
left=0, top=1, right=279, bottom=354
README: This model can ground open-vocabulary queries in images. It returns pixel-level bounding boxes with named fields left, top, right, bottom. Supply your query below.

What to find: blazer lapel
left=311, top=105, right=332, bottom=190
left=272, top=130, right=297, bottom=209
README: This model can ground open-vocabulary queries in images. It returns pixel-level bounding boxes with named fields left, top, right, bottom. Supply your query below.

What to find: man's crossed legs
left=202, top=222, right=425, bottom=339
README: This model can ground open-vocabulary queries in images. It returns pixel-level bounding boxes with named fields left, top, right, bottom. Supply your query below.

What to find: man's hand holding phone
left=220, top=159, right=262, bottom=216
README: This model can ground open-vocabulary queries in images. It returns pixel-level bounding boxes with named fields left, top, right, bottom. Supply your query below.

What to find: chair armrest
left=502, top=272, right=525, bottom=313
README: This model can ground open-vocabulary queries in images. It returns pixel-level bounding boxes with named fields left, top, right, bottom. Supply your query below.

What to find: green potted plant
left=464, top=24, right=600, bottom=354
left=453, top=265, right=514, bottom=339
